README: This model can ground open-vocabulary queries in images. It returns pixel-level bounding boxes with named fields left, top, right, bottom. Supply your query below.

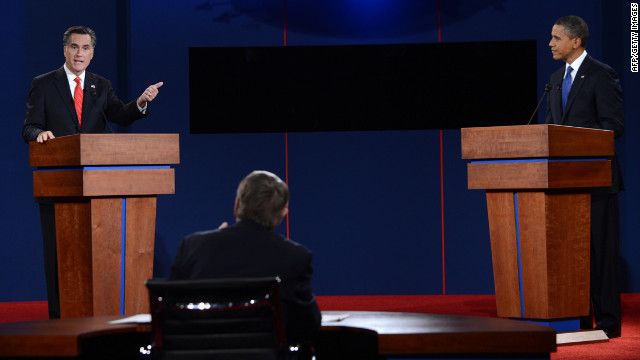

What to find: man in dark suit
left=170, top=170, right=322, bottom=344
left=22, top=26, right=163, bottom=318
left=546, top=15, right=624, bottom=338
left=22, top=25, right=162, bottom=143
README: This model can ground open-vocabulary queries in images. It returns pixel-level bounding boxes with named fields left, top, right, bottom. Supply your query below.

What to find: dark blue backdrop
left=1, top=0, right=638, bottom=301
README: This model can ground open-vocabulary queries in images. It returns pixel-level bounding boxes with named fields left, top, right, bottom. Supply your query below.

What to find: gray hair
left=235, top=170, right=289, bottom=229
left=63, top=26, right=97, bottom=48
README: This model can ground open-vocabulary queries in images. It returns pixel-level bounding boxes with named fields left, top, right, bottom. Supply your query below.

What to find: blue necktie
left=562, top=66, right=573, bottom=112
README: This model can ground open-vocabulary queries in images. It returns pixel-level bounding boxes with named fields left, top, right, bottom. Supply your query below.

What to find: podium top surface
left=461, top=124, right=614, bottom=160
left=29, top=134, right=180, bottom=167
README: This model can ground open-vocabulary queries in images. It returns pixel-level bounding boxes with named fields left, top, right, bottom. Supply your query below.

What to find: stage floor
left=1, top=294, right=639, bottom=359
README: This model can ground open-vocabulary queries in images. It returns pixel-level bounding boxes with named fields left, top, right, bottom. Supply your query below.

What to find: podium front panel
left=29, top=134, right=180, bottom=167
left=33, top=167, right=175, bottom=197
left=467, top=160, right=611, bottom=190
left=462, top=125, right=614, bottom=160
left=486, top=191, right=590, bottom=319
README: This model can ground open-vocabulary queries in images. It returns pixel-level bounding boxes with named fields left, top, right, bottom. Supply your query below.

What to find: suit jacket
left=170, top=219, right=322, bottom=343
left=545, top=54, right=624, bottom=192
left=22, top=67, right=145, bottom=142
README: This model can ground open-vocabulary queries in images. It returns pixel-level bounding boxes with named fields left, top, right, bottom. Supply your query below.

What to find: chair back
left=146, top=277, right=287, bottom=360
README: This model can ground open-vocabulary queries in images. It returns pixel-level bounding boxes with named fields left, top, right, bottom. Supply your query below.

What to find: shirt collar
left=235, top=219, right=274, bottom=232
left=566, top=50, right=588, bottom=75
left=63, top=63, right=86, bottom=85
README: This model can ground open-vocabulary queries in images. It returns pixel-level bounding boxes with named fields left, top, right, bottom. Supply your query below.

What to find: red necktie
left=74, top=76, right=83, bottom=126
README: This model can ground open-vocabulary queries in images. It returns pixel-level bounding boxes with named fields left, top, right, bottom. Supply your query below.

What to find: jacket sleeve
left=594, top=67, right=624, bottom=137
left=169, top=237, right=191, bottom=280
left=284, top=250, right=322, bottom=343
left=22, top=77, right=46, bottom=142
left=103, top=80, right=147, bottom=127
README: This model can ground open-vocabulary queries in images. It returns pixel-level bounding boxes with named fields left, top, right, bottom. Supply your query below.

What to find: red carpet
left=0, top=301, right=48, bottom=323
left=2, top=294, right=639, bottom=359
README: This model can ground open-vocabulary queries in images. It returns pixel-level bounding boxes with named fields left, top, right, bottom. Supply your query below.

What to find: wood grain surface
left=461, top=125, right=613, bottom=159
left=90, top=199, right=123, bottom=316
left=124, top=197, right=157, bottom=315
left=29, top=134, right=180, bottom=167
left=55, top=202, right=94, bottom=318
left=467, top=160, right=611, bottom=190
left=33, top=169, right=175, bottom=197
left=0, top=312, right=556, bottom=357
left=486, top=192, right=522, bottom=318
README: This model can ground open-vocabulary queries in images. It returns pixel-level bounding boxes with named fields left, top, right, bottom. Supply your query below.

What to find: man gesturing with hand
left=22, top=25, right=163, bottom=143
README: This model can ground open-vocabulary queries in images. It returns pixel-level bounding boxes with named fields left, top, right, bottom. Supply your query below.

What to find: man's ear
left=572, top=36, right=582, bottom=49
left=281, top=206, right=289, bottom=219
left=233, top=197, right=240, bottom=218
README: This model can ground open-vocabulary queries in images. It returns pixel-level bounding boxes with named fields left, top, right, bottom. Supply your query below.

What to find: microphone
left=89, top=84, right=97, bottom=96
left=526, top=83, right=552, bottom=125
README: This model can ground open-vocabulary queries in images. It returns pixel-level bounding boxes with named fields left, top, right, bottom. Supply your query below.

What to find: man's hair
left=555, top=15, right=589, bottom=48
left=63, top=26, right=97, bottom=48
left=235, top=170, right=289, bottom=229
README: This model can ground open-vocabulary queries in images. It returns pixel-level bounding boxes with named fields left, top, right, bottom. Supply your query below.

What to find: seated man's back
left=170, top=170, right=321, bottom=343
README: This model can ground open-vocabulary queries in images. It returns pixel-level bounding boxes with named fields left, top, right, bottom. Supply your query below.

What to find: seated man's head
left=234, top=170, right=289, bottom=230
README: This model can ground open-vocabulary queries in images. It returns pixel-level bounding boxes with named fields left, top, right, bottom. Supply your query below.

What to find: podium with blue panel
left=462, top=125, right=613, bottom=325
left=30, top=134, right=179, bottom=318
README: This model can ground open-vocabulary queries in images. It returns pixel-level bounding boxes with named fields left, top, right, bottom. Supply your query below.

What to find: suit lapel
left=562, top=56, right=591, bottom=122
left=550, top=69, right=564, bottom=124
left=82, top=73, right=97, bottom=128
left=53, top=68, right=80, bottom=126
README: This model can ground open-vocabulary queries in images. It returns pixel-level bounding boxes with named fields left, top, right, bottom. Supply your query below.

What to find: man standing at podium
left=22, top=25, right=163, bottom=318
left=22, top=25, right=162, bottom=143
left=546, top=15, right=624, bottom=338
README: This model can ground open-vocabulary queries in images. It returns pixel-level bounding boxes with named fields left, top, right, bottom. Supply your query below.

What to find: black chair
left=146, top=277, right=304, bottom=360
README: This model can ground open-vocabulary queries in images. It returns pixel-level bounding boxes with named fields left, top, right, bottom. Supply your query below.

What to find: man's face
left=64, top=33, right=94, bottom=75
left=549, top=24, right=581, bottom=63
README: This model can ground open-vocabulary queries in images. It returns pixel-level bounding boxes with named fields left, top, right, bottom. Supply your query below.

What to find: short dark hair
left=63, top=26, right=97, bottom=48
left=555, top=15, right=589, bottom=48
left=235, top=171, right=289, bottom=229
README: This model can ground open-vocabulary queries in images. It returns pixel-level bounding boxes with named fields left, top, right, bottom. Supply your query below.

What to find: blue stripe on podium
left=121, top=198, right=126, bottom=315
left=83, top=166, right=170, bottom=170
left=35, top=165, right=170, bottom=171
left=514, top=192, right=525, bottom=318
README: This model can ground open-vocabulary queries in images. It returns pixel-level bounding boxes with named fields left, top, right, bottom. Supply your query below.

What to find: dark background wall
left=1, top=0, right=638, bottom=300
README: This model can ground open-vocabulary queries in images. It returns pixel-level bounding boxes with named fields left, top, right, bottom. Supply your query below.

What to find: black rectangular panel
left=190, top=41, right=537, bottom=132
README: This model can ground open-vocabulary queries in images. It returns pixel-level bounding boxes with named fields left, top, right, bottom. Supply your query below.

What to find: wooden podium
left=30, top=134, right=179, bottom=318
left=461, top=125, right=613, bottom=320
